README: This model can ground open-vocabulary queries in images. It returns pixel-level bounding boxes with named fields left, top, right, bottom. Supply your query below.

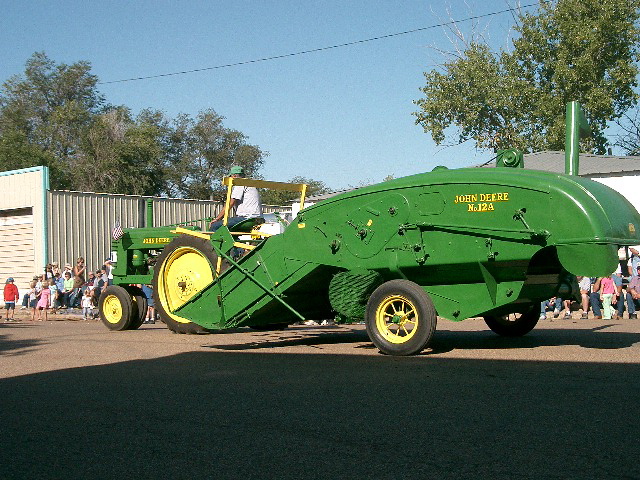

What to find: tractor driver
left=209, top=165, right=263, bottom=231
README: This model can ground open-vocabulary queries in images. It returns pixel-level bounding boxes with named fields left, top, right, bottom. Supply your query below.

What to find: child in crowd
left=4, top=277, right=19, bottom=321
left=599, top=275, right=618, bottom=320
left=36, top=282, right=51, bottom=321
left=48, top=278, right=58, bottom=314
left=81, top=289, right=93, bottom=320
left=28, top=280, right=38, bottom=321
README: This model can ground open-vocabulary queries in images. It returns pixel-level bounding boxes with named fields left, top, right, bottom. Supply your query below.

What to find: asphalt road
left=1, top=314, right=639, bottom=479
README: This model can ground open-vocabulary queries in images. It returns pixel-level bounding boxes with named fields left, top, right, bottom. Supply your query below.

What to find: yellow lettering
left=461, top=192, right=510, bottom=210
left=143, top=237, right=171, bottom=244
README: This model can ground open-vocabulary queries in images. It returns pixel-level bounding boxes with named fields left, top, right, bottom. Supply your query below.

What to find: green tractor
left=100, top=157, right=640, bottom=355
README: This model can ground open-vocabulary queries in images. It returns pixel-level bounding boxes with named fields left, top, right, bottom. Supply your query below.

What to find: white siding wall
left=0, top=167, right=47, bottom=299
left=591, top=175, right=640, bottom=214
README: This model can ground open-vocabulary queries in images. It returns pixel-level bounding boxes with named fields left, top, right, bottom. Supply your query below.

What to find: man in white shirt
left=209, top=166, right=263, bottom=231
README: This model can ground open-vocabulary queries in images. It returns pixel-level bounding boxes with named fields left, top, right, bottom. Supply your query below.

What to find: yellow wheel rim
left=103, top=294, right=124, bottom=324
left=375, top=294, right=419, bottom=344
left=157, top=246, right=214, bottom=324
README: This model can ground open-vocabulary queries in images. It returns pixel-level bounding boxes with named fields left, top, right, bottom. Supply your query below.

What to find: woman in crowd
left=69, top=257, right=86, bottom=308
left=61, top=271, right=74, bottom=309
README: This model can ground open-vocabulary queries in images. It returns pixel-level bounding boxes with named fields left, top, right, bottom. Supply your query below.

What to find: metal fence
left=48, top=190, right=289, bottom=273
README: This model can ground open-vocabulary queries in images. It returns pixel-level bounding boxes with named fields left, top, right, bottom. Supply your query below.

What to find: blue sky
left=1, top=1, right=537, bottom=190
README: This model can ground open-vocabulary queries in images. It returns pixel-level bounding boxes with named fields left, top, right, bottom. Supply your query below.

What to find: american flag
left=112, top=219, right=125, bottom=241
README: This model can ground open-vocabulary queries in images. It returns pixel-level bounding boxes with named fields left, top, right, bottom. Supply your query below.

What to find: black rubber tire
left=483, top=307, right=539, bottom=337
left=99, top=285, right=134, bottom=331
left=152, top=235, right=216, bottom=334
left=248, top=323, right=289, bottom=331
left=365, top=280, right=437, bottom=356
left=124, top=285, right=147, bottom=330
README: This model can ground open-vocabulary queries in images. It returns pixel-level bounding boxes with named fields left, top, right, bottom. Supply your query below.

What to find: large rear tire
left=365, top=280, right=437, bottom=356
left=153, top=235, right=217, bottom=334
left=483, top=307, right=539, bottom=337
left=99, top=286, right=134, bottom=331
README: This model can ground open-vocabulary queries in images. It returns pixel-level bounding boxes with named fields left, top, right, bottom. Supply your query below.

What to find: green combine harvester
left=99, top=104, right=640, bottom=355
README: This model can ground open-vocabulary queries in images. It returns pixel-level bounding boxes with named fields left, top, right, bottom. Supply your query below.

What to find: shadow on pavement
left=205, top=327, right=372, bottom=351
left=201, top=325, right=640, bottom=355
left=429, top=325, right=640, bottom=354
left=0, top=323, right=43, bottom=355
left=1, top=350, right=639, bottom=479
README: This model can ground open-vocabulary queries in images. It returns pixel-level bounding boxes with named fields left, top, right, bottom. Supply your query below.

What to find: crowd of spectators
left=541, top=246, right=640, bottom=321
left=13, top=257, right=114, bottom=320
left=4, top=256, right=158, bottom=323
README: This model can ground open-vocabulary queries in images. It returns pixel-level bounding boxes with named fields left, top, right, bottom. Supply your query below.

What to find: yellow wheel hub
left=157, top=246, right=214, bottom=324
left=103, top=294, right=123, bottom=324
left=375, top=294, right=419, bottom=344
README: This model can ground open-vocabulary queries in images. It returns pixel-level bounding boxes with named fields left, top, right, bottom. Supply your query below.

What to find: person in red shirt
left=4, top=277, right=19, bottom=321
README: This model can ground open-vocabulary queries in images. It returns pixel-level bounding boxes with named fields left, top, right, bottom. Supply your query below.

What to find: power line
left=99, top=3, right=537, bottom=85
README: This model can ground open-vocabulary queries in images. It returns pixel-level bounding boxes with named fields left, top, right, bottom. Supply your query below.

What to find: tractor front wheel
left=365, top=280, right=437, bottom=356
left=99, top=286, right=134, bottom=331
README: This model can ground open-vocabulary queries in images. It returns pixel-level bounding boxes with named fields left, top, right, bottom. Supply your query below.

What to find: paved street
left=1, top=314, right=640, bottom=479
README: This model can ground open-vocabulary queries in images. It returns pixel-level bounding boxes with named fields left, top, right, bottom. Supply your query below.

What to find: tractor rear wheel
left=153, top=235, right=217, bottom=334
left=99, top=286, right=134, bottom=331
left=365, top=280, right=437, bottom=356
left=483, top=307, right=539, bottom=337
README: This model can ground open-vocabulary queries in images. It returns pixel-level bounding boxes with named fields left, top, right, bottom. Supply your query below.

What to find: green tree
left=413, top=0, right=640, bottom=154
left=73, top=107, right=167, bottom=195
left=261, top=176, right=332, bottom=205
left=0, top=53, right=267, bottom=198
left=0, top=52, right=105, bottom=187
left=164, top=109, right=266, bottom=200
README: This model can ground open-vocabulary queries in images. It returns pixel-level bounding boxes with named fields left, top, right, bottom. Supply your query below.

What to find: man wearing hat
left=4, top=278, right=19, bottom=321
left=209, top=165, right=263, bottom=231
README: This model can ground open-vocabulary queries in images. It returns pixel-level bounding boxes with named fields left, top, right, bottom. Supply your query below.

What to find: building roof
left=481, top=151, right=640, bottom=176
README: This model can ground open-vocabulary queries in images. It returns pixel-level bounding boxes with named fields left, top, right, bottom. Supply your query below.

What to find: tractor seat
left=231, top=217, right=265, bottom=233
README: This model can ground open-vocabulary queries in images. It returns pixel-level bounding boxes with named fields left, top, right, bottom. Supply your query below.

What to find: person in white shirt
left=209, top=165, right=263, bottom=231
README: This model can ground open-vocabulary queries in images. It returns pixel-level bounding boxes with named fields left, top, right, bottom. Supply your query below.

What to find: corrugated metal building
left=0, top=166, right=286, bottom=297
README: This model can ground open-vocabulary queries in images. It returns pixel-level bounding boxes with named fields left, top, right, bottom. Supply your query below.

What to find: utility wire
left=99, top=3, right=537, bottom=85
